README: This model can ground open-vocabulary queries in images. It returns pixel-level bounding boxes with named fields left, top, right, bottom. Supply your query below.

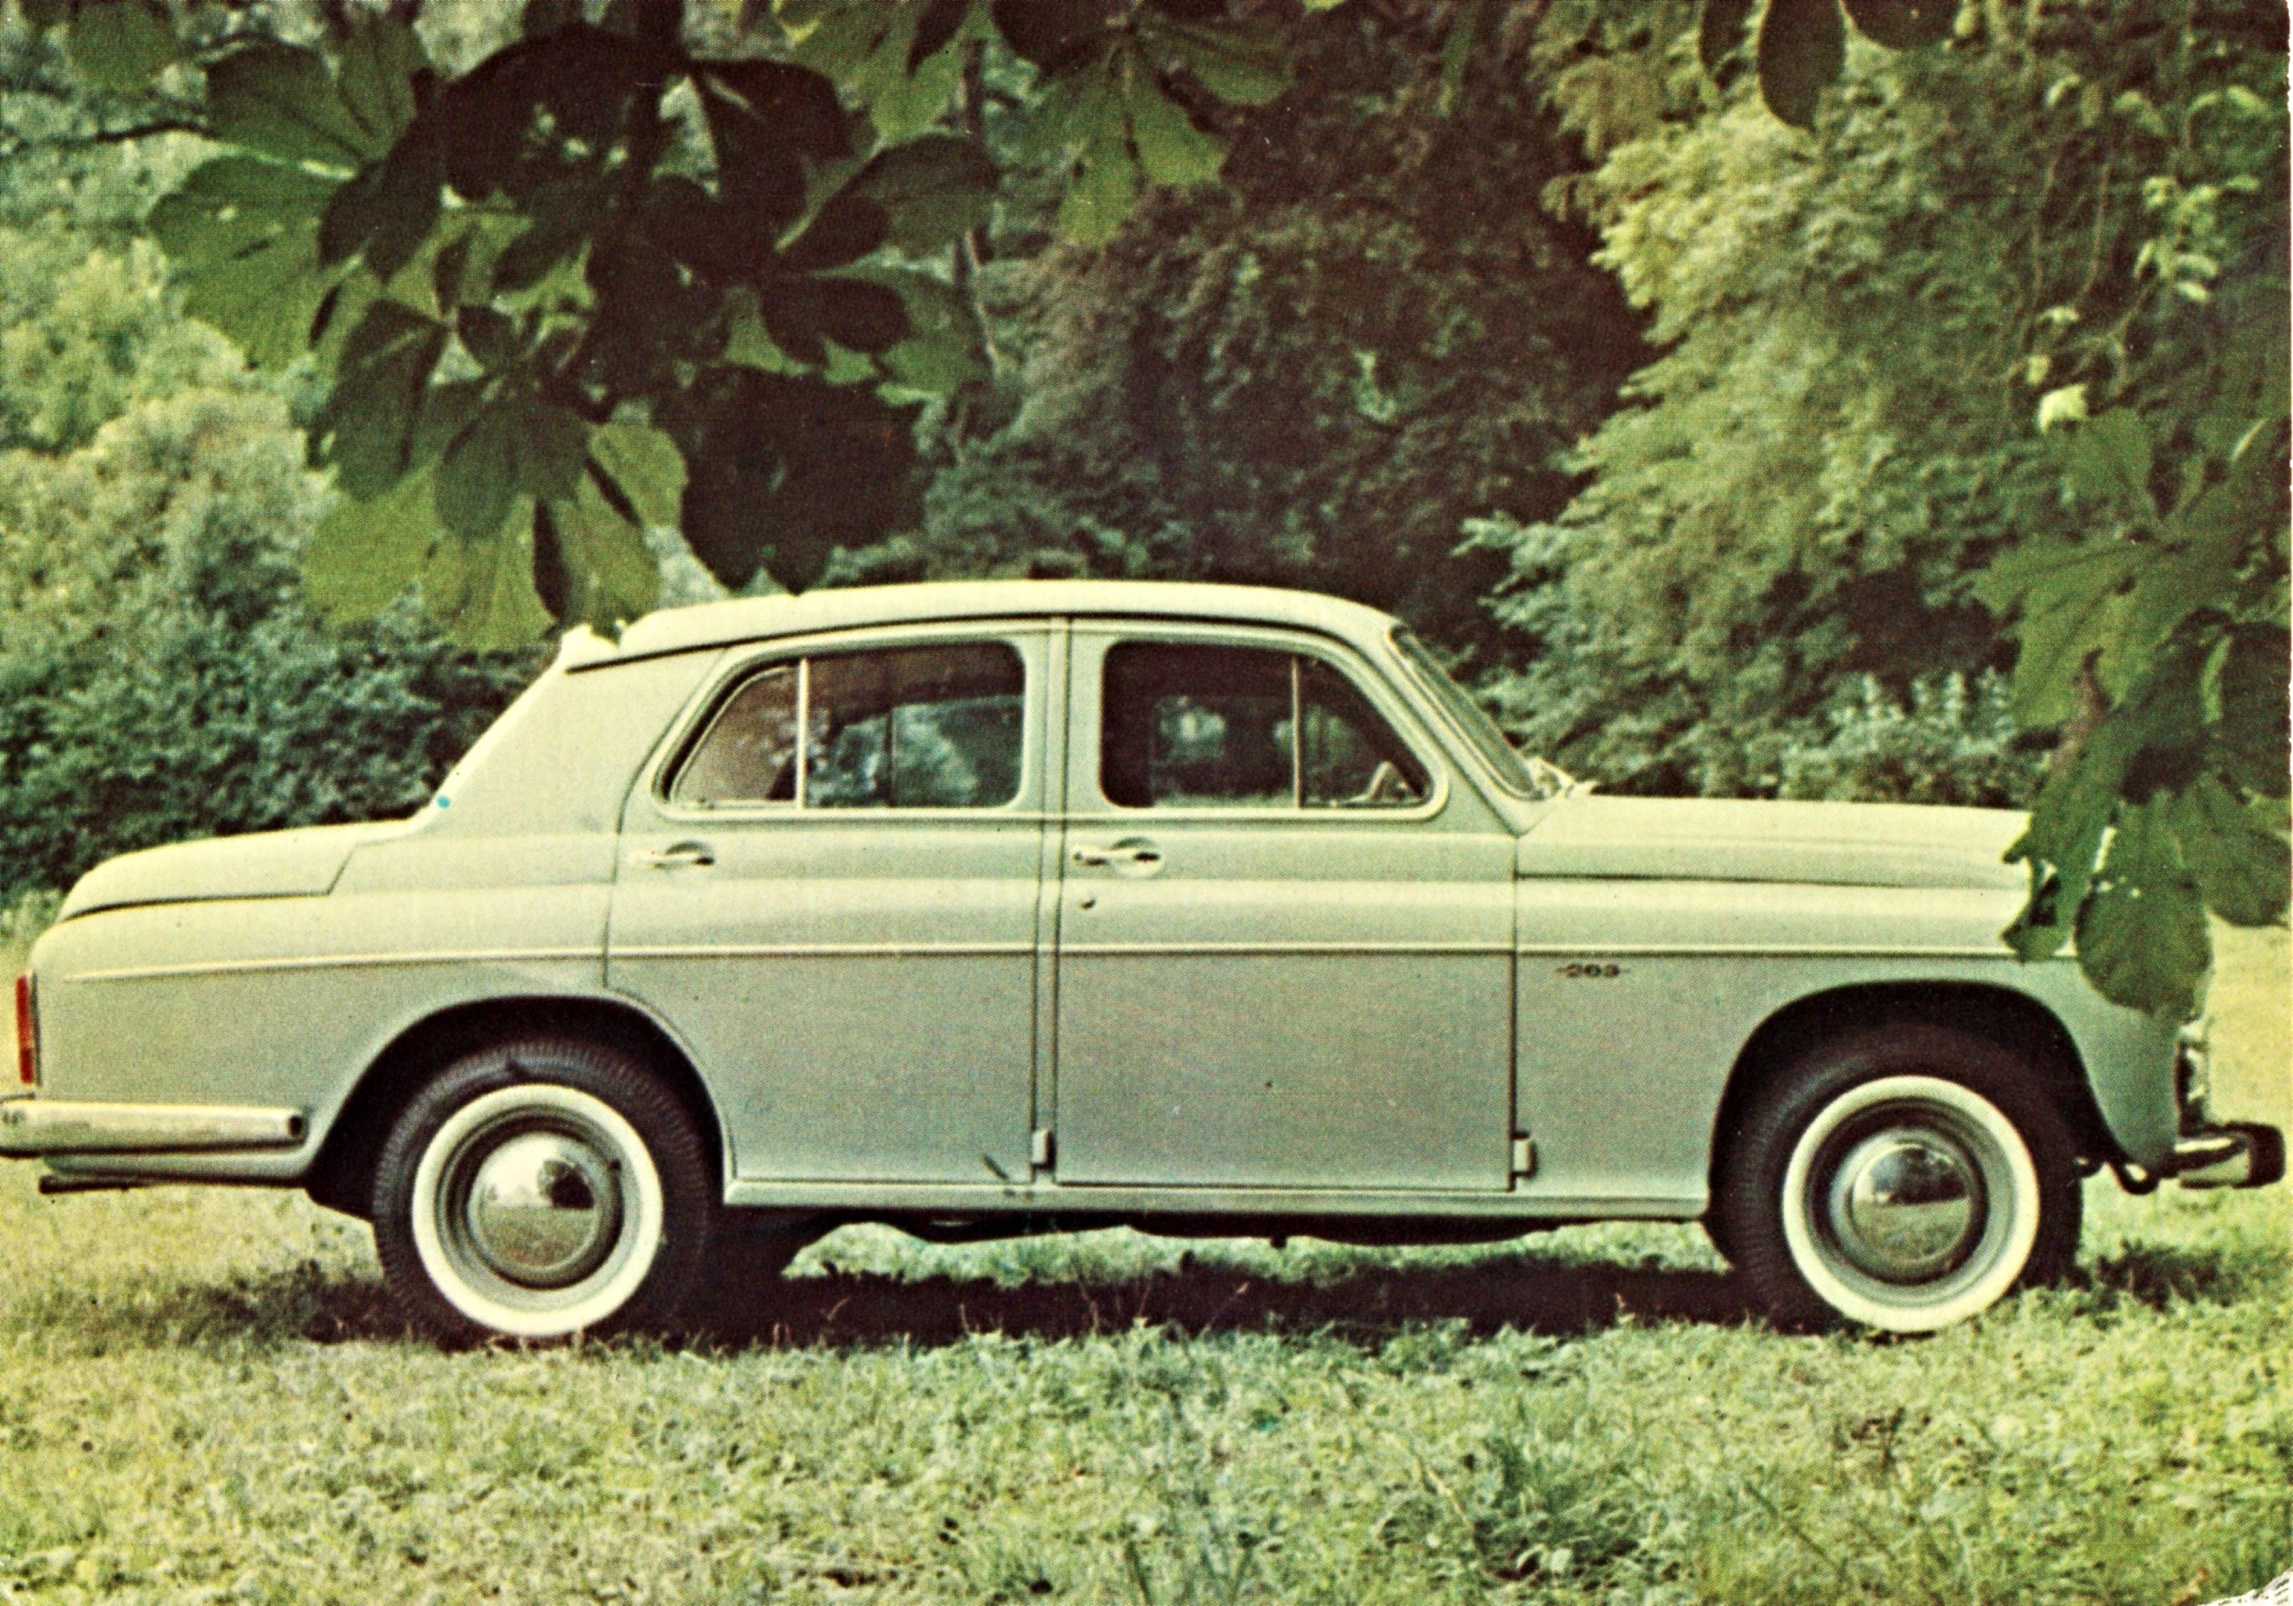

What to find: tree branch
left=0, top=117, right=206, bottom=160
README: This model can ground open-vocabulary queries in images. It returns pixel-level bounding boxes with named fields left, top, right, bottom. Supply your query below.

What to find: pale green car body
left=3, top=582, right=2218, bottom=1252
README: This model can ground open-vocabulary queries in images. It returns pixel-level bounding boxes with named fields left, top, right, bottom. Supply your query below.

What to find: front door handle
left=633, top=842, right=716, bottom=869
left=1071, top=839, right=1163, bottom=874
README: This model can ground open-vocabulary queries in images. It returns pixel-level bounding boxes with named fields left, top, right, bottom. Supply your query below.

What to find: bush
left=0, top=388, right=540, bottom=906
left=1774, top=673, right=2045, bottom=810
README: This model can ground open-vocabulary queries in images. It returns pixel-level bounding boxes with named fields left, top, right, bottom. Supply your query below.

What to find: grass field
left=1, top=929, right=2286, bottom=1604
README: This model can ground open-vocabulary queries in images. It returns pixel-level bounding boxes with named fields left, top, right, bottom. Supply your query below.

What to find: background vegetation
left=0, top=3, right=2286, bottom=1597
left=2, top=0, right=2283, bottom=1008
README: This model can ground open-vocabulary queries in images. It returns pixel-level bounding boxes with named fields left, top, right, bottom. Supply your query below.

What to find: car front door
left=608, top=625, right=1053, bottom=1185
left=1051, top=625, right=1516, bottom=1191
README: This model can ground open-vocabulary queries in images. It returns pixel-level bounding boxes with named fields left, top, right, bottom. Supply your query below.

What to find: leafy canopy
left=1502, top=0, right=2288, bottom=1017
left=43, top=0, right=1294, bottom=645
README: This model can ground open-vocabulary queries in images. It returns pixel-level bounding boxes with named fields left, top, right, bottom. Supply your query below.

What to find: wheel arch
left=1706, top=982, right=2115, bottom=1204
left=304, top=994, right=726, bottom=1219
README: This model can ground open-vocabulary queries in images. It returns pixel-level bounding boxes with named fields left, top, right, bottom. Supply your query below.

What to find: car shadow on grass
left=680, top=1250, right=1758, bottom=1351
left=10, top=1242, right=1757, bottom=1353
left=17, top=1233, right=2266, bottom=1355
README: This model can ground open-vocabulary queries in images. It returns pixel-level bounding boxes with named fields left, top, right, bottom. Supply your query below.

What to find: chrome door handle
left=633, top=843, right=715, bottom=869
left=1070, top=841, right=1162, bottom=868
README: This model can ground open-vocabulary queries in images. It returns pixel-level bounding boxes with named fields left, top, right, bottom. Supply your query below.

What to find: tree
left=17, top=0, right=1301, bottom=645
left=0, top=32, right=536, bottom=908
left=1491, top=0, right=2287, bottom=1016
left=28, top=0, right=2286, bottom=1017
left=891, top=7, right=1642, bottom=660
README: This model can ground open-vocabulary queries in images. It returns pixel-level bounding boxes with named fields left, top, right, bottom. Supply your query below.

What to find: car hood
left=1517, top=794, right=2030, bottom=891
left=56, top=821, right=410, bottom=921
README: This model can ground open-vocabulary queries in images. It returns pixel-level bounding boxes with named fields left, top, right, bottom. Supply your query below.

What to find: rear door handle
left=633, top=843, right=715, bottom=869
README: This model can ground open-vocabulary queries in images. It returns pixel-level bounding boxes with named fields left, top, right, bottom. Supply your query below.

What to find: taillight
left=13, top=973, right=34, bottom=1087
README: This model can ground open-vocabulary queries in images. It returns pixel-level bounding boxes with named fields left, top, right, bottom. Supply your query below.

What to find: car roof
left=562, top=579, right=1402, bottom=668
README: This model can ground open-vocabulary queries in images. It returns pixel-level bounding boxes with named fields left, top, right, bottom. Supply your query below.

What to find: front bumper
left=2159, top=1026, right=2286, bottom=1191
left=0, top=1096, right=306, bottom=1157
left=2167, top=1122, right=2287, bottom=1190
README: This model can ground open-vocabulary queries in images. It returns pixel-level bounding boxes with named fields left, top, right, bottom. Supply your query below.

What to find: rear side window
left=1099, top=642, right=1429, bottom=810
left=671, top=642, right=1024, bottom=809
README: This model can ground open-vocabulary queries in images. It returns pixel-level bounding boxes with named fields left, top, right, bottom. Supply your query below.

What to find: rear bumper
left=0, top=1096, right=306, bottom=1157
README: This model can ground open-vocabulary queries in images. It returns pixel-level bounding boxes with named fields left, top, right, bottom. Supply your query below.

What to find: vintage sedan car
left=4, top=581, right=2281, bottom=1340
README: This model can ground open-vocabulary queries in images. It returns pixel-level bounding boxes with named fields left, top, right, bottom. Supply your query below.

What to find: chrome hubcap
left=449, top=1126, right=624, bottom=1292
left=1823, top=1126, right=1984, bottom=1285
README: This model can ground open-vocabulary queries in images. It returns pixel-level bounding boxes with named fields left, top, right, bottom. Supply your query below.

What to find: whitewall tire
left=1719, top=1026, right=2082, bottom=1333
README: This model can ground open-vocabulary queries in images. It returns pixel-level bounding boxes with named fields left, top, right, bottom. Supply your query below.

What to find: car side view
left=4, top=581, right=2282, bottom=1341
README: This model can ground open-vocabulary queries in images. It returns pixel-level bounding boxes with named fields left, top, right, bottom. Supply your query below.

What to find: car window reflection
left=670, top=642, right=1024, bottom=810
left=1100, top=642, right=1428, bottom=810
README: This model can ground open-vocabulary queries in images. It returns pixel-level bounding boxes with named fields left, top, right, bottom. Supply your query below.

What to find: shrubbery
left=0, top=386, right=539, bottom=908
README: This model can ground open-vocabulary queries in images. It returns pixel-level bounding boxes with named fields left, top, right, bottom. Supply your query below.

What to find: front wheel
left=371, top=1038, right=718, bottom=1343
left=1716, top=1027, right=2081, bottom=1333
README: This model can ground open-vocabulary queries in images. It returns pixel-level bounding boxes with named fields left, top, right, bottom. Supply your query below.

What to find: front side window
left=1099, top=642, right=1429, bottom=810
left=671, top=642, right=1024, bottom=810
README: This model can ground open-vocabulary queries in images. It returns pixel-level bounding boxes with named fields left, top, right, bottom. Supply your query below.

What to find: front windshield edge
left=1388, top=628, right=1566, bottom=802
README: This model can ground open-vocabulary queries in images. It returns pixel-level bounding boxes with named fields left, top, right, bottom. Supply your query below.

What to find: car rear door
left=608, top=624, right=1052, bottom=1185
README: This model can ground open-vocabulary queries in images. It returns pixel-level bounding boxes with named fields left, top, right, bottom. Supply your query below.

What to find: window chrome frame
left=1067, top=621, right=1451, bottom=824
left=649, top=622, right=1048, bottom=822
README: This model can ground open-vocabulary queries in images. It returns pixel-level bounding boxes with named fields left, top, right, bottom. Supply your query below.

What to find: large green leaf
left=318, top=130, right=445, bottom=282
left=537, top=475, right=662, bottom=632
left=664, top=368, right=922, bottom=592
left=146, top=158, right=345, bottom=370
left=1030, top=66, right=1139, bottom=247
left=1148, top=14, right=1291, bottom=105
left=2215, top=625, right=2292, bottom=797
left=334, top=15, right=430, bottom=151
left=2062, top=409, right=2155, bottom=517
left=66, top=0, right=178, bottom=93
left=305, top=470, right=441, bottom=622
left=2074, top=800, right=2212, bottom=1018
left=1840, top=0, right=1954, bottom=49
left=316, top=302, right=450, bottom=498
left=588, top=422, right=688, bottom=528
left=206, top=43, right=387, bottom=170
left=307, top=468, right=552, bottom=649
left=1974, top=535, right=2142, bottom=726
left=849, top=268, right=987, bottom=396
left=434, top=392, right=592, bottom=540
left=2003, top=722, right=2136, bottom=961
left=1698, top=0, right=1757, bottom=74
left=841, top=135, right=999, bottom=254
left=2098, top=503, right=2247, bottom=701
left=1126, top=77, right=1227, bottom=187
left=424, top=497, right=556, bottom=650
left=2166, top=775, right=2292, bottom=927
left=778, top=0, right=976, bottom=140
left=1755, top=0, right=1845, bottom=129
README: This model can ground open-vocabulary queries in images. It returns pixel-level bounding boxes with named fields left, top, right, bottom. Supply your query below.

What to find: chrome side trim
left=614, top=943, right=1036, bottom=960
left=1513, top=943, right=2012, bottom=959
left=722, top=1177, right=1705, bottom=1220
left=1061, top=941, right=1513, bottom=957
left=0, top=1098, right=307, bottom=1156
left=67, top=948, right=596, bottom=984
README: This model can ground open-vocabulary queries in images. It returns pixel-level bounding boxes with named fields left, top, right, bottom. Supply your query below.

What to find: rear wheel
left=1717, top=1026, right=2081, bottom=1333
left=371, top=1037, right=718, bottom=1343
